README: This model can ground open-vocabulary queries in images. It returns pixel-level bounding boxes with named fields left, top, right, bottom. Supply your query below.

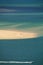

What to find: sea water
left=0, top=37, right=43, bottom=65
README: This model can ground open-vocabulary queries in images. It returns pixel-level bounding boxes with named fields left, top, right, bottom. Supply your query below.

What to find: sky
left=0, top=0, right=43, bottom=39
left=0, top=0, right=43, bottom=6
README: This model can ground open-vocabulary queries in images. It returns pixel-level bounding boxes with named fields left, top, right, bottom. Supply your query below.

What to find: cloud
left=0, top=22, right=43, bottom=38
left=0, top=30, right=37, bottom=39
left=0, top=9, right=16, bottom=12
left=0, top=13, right=43, bottom=15
left=0, top=23, right=27, bottom=29
left=24, top=26, right=43, bottom=37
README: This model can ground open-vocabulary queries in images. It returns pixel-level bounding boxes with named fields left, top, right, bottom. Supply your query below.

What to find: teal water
left=0, top=37, right=43, bottom=65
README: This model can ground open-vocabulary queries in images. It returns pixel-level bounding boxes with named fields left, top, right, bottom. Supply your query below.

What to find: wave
left=0, top=61, right=34, bottom=64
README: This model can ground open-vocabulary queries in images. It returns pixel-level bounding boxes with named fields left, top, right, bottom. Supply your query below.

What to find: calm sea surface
left=0, top=37, right=43, bottom=65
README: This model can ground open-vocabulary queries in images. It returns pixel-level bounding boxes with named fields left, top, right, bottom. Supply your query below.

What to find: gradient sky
left=0, top=0, right=43, bottom=6
left=0, top=0, right=43, bottom=39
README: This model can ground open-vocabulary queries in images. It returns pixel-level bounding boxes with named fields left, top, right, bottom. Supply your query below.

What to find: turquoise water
left=0, top=37, right=43, bottom=65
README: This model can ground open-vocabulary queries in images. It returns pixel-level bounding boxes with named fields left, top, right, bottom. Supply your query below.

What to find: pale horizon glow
left=0, top=30, right=38, bottom=39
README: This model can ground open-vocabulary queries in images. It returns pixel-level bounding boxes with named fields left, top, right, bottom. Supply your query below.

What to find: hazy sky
left=0, top=0, right=43, bottom=39
left=0, top=0, right=43, bottom=8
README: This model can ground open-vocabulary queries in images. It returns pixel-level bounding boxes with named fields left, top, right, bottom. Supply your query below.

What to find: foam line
left=0, top=61, right=34, bottom=64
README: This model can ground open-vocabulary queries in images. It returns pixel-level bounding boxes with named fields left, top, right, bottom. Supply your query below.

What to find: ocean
left=0, top=37, right=43, bottom=65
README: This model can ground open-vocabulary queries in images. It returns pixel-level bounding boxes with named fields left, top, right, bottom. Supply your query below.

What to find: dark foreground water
left=0, top=37, right=43, bottom=65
